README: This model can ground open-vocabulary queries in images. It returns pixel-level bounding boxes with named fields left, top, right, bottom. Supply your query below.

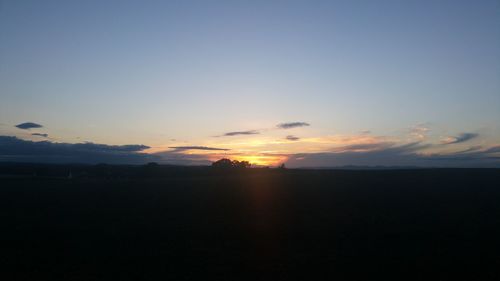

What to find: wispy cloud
left=277, top=122, right=310, bottom=129
left=285, top=141, right=500, bottom=168
left=15, top=122, right=43, bottom=130
left=153, top=151, right=213, bottom=165
left=216, top=122, right=310, bottom=138
left=409, top=123, right=430, bottom=140
left=485, top=146, right=500, bottom=154
left=442, top=133, right=479, bottom=144
left=285, top=135, right=300, bottom=141
left=221, top=130, right=260, bottom=137
left=169, top=146, right=230, bottom=151
left=330, top=142, right=397, bottom=153
left=31, top=133, right=48, bottom=138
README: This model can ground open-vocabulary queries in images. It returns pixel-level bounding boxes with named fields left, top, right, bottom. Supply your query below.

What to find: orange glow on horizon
left=229, top=154, right=288, bottom=167
left=204, top=152, right=287, bottom=167
left=141, top=134, right=406, bottom=166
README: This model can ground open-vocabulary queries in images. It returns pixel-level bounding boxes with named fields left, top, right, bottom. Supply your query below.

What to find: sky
left=1, top=0, right=499, bottom=167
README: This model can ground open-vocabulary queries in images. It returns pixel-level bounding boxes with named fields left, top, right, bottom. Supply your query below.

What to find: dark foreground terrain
left=1, top=165, right=499, bottom=280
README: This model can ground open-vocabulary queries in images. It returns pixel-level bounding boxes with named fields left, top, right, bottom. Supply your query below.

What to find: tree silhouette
left=212, top=158, right=251, bottom=169
left=233, top=160, right=251, bottom=169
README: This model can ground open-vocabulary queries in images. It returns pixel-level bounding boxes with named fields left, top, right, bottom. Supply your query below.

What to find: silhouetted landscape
left=2, top=1, right=499, bottom=280
left=1, top=163, right=499, bottom=280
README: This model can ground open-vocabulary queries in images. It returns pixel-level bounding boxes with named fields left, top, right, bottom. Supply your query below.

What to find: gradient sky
left=1, top=0, right=499, bottom=167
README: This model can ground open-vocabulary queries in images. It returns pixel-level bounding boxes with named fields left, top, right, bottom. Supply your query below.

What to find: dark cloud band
left=169, top=146, right=230, bottom=151
left=0, top=136, right=154, bottom=164
left=286, top=135, right=300, bottom=141
left=222, top=130, right=260, bottom=136
left=444, top=133, right=479, bottom=144
left=32, top=133, right=49, bottom=138
left=277, top=122, right=310, bottom=129
left=285, top=142, right=499, bottom=168
left=15, top=122, right=43, bottom=130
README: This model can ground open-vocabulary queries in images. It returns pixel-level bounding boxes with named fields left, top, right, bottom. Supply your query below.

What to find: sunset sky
left=1, top=0, right=499, bottom=167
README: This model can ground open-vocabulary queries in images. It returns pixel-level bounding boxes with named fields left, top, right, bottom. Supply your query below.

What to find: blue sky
left=1, top=0, right=499, bottom=166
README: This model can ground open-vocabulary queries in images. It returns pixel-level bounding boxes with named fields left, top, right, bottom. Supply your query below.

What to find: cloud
left=31, top=133, right=48, bottom=138
left=150, top=145, right=231, bottom=165
left=0, top=136, right=155, bottom=164
left=169, top=146, right=230, bottom=151
left=285, top=142, right=500, bottom=168
left=152, top=151, right=214, bottom=165
left=409, top=124, right=430, bottom=140
left=217, top=122, right=309, bottom=137
left=442, top=133, right=479, bottom=144
left=222, top=130, right=260, bottom=136
left=15, top=122, right=43, bottom=130
left=331, top=142, right=397, bottom=152
left=72, top=142, right=149, bottom=152
left=285, top=135, right=300, bottom=141
left=455, top=146, right=483, bottom=153
left=485, top=146, right=500, bottom=154
left=276, top=122, right=310, bottom=129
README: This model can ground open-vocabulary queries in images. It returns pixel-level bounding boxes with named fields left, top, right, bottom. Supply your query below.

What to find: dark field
left=1, top=167, right=500, bottom=280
